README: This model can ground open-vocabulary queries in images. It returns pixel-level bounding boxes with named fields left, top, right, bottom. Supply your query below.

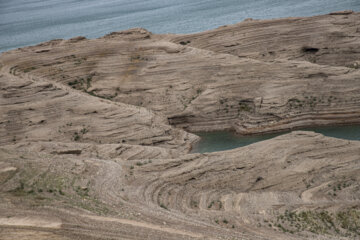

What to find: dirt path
left=0, top=216, right=62, bottom=228
left=84, top=215, right=206, bottom=239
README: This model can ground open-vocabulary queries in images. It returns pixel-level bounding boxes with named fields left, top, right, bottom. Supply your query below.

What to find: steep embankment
left=1, top=11, right=360, bottom=134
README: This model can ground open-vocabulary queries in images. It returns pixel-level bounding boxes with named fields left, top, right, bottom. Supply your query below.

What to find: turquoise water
left=1, top=0, right=360, bottom=52
left=191, top=125, right=360, bottom=153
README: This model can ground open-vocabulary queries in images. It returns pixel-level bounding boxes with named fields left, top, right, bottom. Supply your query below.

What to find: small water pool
left=190, top=125, right=360, bottom=153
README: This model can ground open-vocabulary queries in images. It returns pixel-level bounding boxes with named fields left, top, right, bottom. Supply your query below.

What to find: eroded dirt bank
left=1, top=132, right=359, bottom=240
left=0, top=11, right=360, bottom=240
left=2, top=11, right=360, bottom=135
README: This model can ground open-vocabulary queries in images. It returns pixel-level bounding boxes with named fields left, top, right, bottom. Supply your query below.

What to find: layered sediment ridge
left=2, top=12, right=360, bottom=134
left=0, top=64, right=197, bottom=151
left=1, top=132, right=359, bottom=239
left=0, top=11, right=360, bottom=240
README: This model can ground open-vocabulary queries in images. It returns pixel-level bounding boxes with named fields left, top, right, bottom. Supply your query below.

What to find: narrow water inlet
left=191, top=125, right=360, bottom=153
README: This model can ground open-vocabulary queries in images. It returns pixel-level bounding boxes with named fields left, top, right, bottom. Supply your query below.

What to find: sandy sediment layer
left=0, top=11, right=360, bottom=240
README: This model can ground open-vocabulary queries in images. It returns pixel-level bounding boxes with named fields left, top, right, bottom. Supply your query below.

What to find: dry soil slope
left=1, top=12, right=360, bottom=134
left=172, top=10, right=360, bottom=67
left=0, top=132, right=359, bottom=240
left=0, top=65, right=197, bottom=151
left=0, top=11, right=360, bottom=240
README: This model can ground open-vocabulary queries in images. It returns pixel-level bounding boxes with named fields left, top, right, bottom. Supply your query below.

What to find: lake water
left=1, top=0, right=360, bottom=52
left=191, top=125, right=360, bottom=153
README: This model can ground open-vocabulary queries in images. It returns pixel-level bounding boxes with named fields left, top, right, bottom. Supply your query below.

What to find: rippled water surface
left=1, top=0, right=360, bottom=52
left=191, top=125, right=360, bottom=153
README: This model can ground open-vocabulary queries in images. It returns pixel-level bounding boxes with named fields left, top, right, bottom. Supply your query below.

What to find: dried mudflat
left=0, top=11, right=360, bottom=240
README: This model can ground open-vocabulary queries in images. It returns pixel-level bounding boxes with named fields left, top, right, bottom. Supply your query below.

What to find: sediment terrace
left=0, top=11, right=359, bottom=240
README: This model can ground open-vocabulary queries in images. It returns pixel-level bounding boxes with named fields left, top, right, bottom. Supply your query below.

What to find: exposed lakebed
left=191, top=125, right=360, bottom=153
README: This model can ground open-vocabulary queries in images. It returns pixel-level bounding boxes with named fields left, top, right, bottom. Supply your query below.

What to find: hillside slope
left=0, top=11, right=359, bottom=240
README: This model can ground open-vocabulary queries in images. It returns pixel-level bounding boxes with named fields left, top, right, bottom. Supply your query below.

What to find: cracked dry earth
left=0, top=11, right=360, bottom=240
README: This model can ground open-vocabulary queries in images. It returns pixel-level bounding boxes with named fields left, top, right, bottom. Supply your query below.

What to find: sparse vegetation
left=160, top=203, right=168, bottom=210
left=346, top=62, right=359, bottom=69
left=219, top=98, right=226, bottom=105
left=274, top=209, right=360, bottom=237
left=10, top=181, right=26, bottom=196
left=75, top=186, right=89, bottom=197
left=190, top=200, right=198, bottom=208
left=73, top=132, right=80, bottom=141
left=208, top=200, right=222, bottom=210
left=326, top=181, right=352, bottom=197
left=288, top=95, right=334, bottom=110
left=80, top=127, right=88, bottom=134
left=238, top=101, right=251, bottom=112
left=67, top=73, right=95, bottom=93
left=23, top=66, right=37, bottom=73
left=179, top=40, right=191, bottom=45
